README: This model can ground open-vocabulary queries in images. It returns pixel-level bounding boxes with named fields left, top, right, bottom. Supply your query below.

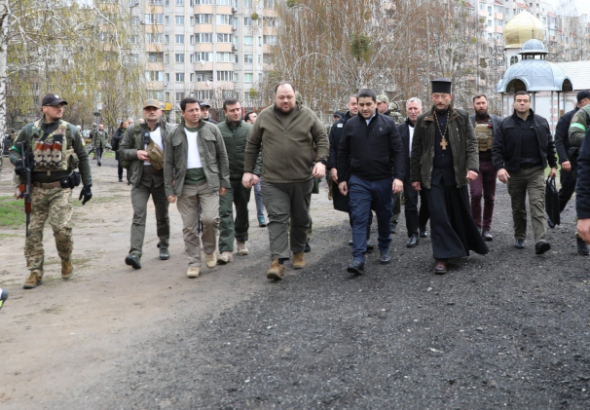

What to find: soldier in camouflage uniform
left=92, top=124, right=108, bottom=166
left=10, top=93, right=93, bottom=289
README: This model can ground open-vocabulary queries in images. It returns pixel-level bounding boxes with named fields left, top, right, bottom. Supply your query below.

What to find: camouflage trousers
left=25, top=187, right=74, bottom=275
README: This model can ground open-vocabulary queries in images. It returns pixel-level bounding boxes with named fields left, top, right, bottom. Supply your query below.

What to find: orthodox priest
left=410, top=79, right=488, bottom=274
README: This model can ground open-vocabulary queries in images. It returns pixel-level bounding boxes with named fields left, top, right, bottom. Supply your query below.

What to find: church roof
left=504, top=10, right=546, bottom=49
left=558, top=61, right=590, bottom=90
left=497, top=59, right=572, bottom=93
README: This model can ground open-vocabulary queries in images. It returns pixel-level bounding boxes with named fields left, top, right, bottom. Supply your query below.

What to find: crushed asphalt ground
left=45, top=182, right=590, bottom=410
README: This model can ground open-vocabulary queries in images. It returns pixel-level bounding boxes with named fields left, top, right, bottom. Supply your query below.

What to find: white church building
left=497, top=10, right=590, bottom=133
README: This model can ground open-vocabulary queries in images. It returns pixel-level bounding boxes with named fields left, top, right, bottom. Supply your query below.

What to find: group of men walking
left=5, top=79, right=590, bottom=298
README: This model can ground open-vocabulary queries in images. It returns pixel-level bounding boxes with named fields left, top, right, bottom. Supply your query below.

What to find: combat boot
left=237, top=241, right=249, bottom=255
left=23, top=271, right=43, bottom=289
left=61, top=259, right=73, bottom=280
left=293, top=252, right=305, bottom=269
left=267, top=259, right=285, bottom=280
left=205, top=253, right=217, bottom=268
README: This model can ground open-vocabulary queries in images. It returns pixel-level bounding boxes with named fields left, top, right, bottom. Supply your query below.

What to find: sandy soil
left=0, top=158, right=345, bottom=410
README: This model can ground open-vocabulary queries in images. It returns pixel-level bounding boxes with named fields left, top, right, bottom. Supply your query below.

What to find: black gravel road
left=49, top=183, right=590, bottom=410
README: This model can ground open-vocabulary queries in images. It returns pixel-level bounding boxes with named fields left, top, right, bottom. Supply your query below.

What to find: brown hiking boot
left=293, top=252, right=305, bottom=269
left=266, top=259, right=285, bottom=280
left=23, top=271, right=43, bottom=289
left=62, top=259, right=73, bottom=280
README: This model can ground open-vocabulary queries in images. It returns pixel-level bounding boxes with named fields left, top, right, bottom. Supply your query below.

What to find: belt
left=33, top=181, right=63, bottom=189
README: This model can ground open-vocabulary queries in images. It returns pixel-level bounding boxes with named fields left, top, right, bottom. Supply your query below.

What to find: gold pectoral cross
left=440, top=137, right=448, bottom=150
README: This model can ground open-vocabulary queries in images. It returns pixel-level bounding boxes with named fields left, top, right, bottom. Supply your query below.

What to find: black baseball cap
left=577, top=90, right=590, bottom=102
left=42, top=93, right=68, bottom=106
left=199, top=101, right=211, bottom=109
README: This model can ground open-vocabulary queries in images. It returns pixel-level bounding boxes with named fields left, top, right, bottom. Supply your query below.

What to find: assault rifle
left=17, top=141, right=33, bottom=237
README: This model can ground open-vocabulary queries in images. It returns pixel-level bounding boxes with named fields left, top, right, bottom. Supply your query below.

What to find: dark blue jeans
left=349, top=175, right=393, bottom=262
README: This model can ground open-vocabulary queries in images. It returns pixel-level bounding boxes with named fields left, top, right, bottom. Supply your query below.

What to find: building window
left=176, top=92, right=185, bottom=101
left=195, top=52, right=213, bottom=61
left=165, top=73, right=170, bottom=82
left=196, top=14, right=213, bottom=24
left=216, top=33, right=232, bottom=43
left=148, top=52, right=164, bottom=62
left=196, top=33, right=213, bottom=43
left=176, top=73, right=185, bottom=82
left=244, top=0, right=252, bottom=8
left=190, top=73, right=194, bottom=82
left=175, top=15, right=184, bottom=25
left=244, top=36, right=253, bottom=45
left=217, top=71, right=233, bottom=81
left=175, top=53, right=185, bottom=63
left=145, top=71, right=164, bottom=81
left=217, top=0, right=231, bottom=5
left=244, top=73, right=253, bottom=82
left=131, top=16, right=140, bottom=25
left=149, top=0, right=163, bottom=4
left=146, top=33, right=163, bottom=43
left=190, top=53, right=195, bottom=62
left=244, top=17, right=252, bottom=26
left=234, top=72, right=239, bottom=82
left=145, top=14, right=164, bottom=24
left=131, top=35, right=139, bottom=44
left=197, top=73, right=205, bottom=82
left=216, top=14, right=233, bottom=25
left=176, top=0, right=184, bottom=5
left=263, top=35, right=277, bottom=45
left=176, top=35, right=185, bottom=44
left=263, top=17, right=276, bottom=26
left=263, top=0, right=274, bottom=8
left=216, top=52, right=233, bottom=62
left=244, top=54, right=253, bottom=63
left=194, top=0, right=213, bottom=3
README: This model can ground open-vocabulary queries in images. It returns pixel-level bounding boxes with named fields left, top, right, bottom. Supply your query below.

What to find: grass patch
left=0, top=197, right=26, bottom=228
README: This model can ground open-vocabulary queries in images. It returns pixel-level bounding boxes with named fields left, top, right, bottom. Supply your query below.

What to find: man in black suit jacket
left=398, top=97, right=429, bottom=248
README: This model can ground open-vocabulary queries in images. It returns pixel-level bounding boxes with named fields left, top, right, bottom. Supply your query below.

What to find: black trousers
left=404, top=183, right=430, bottom=237
left=558, top=168, right=576, bottom=212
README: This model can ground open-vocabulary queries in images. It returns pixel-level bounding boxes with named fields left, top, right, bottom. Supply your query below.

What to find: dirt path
left=0, top=158, right=346, bottom=409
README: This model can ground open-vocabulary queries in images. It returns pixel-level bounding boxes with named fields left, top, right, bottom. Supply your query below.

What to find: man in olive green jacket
left=164, top=97, right=230, bottom=278
left=120, top=99, right=175, bottom=269
left=242, top=82, right=329, bottom=280
left=216, top=98, right=261, bottom=264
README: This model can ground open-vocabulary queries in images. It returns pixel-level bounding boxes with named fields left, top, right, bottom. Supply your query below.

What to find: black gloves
left=79, top=183, right=92, bottom=205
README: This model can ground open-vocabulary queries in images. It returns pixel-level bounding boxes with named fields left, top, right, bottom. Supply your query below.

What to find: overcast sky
left=548, top=0, right=590, bottom=15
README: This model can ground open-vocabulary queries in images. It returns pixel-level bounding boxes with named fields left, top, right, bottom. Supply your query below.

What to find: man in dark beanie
left=411, top=79, right=488, bottom=274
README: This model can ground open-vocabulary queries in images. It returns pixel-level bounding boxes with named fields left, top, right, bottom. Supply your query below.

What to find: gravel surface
left=48, top=183, right=590, bottom=410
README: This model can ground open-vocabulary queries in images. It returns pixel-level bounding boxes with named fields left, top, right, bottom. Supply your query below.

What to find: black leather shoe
left=304, top=242, right=311, bottom=253
left=577, top=237, right=589, bottom=256
left=420, top=230, right=428, bottom=238
left=547, top=218, right=555, bottom=229
left=482, top=229, right=493, bottom=241
left=366, top=242, right=375, bottom=252
left=514, top=239, right=525, bottom=249
left=347, top=260, right=365, bottom=275
left=406, top=234, right=419, bottom=248
left=125, top=254, right=142, bottom=269
left=348, top=239, right=353, bottom=246
left=380, top=249, right=391, bottom=264
left=434, top=260, right=447, bottom=274
left=390, top=224, right=397, bottom=234
left=535, top=241, right=551, bottom=255
left=159, top=248, right=170, bottom=260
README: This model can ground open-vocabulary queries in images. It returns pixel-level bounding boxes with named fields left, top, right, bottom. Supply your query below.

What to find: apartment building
left=129, top=0, right=278, bottom=119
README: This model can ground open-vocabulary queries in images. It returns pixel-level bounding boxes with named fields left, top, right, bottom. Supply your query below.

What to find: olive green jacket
left=568, top=105, right=590, bottom=148
left=92, top=130, right=108, bottom=147
left=217, top=119, right=261, bottom=181
left=164, top=119, right=230, bottom=197
left=119, top=119, right=175, bottom=188
left=410, top=106, right=478, bottom=189
left=243, top=102, right=329, bottom=183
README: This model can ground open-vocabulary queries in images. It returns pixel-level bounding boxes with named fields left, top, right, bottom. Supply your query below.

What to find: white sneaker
left=217, top=251, right=234, bottom=264
left=205, top=253, right=217, bottom=268
left=237, top=241, right=249, bottom=255
left=187, top=266, right=200, bottom=278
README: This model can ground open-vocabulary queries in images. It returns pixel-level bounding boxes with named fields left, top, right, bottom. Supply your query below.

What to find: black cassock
left=424, top=112, right=488, bottom=260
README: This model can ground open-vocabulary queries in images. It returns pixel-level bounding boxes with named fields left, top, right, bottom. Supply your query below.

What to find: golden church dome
left=504, top=10, right=546, bottom=48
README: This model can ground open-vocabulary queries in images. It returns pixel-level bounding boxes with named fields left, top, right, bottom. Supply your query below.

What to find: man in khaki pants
left=164, top=97, right=230, bottom=278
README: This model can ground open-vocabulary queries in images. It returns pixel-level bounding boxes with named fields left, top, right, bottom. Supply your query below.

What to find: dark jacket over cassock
left=327, top=111, right=354, bottom=212
left=411, top=105, right=488, bottom=259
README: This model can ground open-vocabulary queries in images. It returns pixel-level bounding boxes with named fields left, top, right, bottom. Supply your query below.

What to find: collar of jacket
left=424, top=105, right=458, bottom=122
left=40, top=117, right=61, bottom=129
left=405, top=118, right=415, bottom=128
left=142, top=118, right=166, bottom=133
left=178, top=117, right=205, bottom=132
left=511, top=108, right=535, bottom=121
